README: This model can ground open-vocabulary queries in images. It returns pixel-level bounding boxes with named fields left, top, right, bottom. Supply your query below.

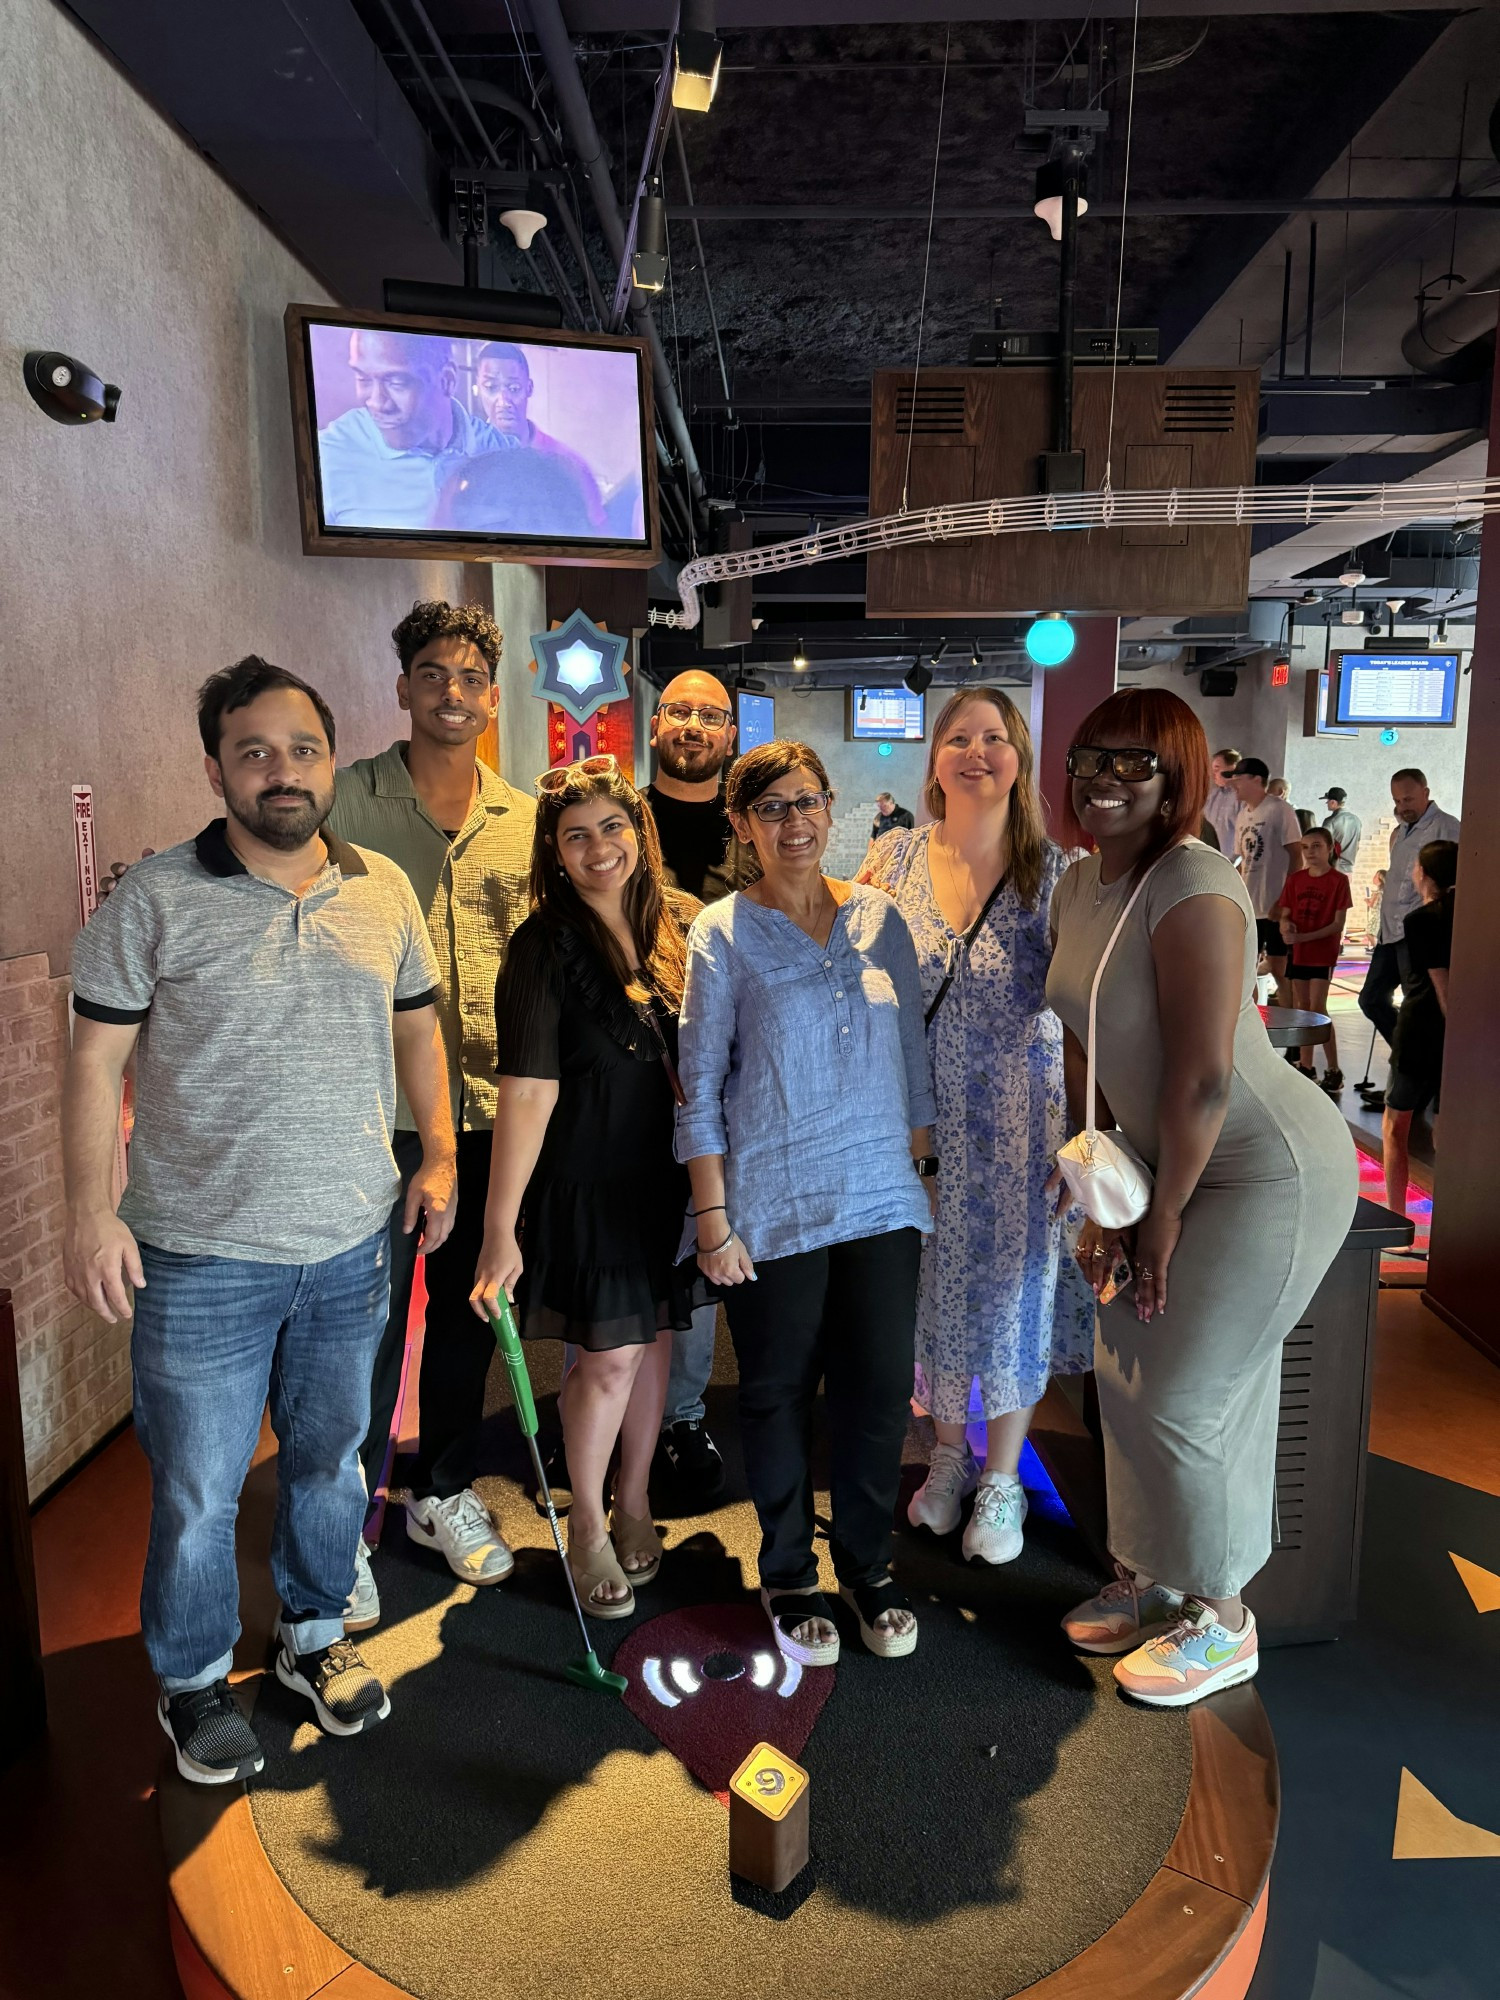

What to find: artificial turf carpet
left=247, top=1340, right=1193, bottom=2000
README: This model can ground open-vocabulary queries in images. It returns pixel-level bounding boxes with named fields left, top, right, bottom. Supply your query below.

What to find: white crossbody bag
left=1055, top=862, right=1160, bottom=1229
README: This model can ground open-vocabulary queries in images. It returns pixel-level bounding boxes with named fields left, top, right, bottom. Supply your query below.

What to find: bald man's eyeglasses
left=657, top=700, right=731, bottom=731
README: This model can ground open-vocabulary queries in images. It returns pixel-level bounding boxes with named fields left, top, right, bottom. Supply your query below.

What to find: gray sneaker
left=344, top=1537, right=379, bottom=1632
left=405, top=1487, right=515, bottom=1585
left=276, top=1638, right=390, bottom=1736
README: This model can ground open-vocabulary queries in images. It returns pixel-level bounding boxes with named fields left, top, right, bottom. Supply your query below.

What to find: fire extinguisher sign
left=72, top=784, right=100, bottom=927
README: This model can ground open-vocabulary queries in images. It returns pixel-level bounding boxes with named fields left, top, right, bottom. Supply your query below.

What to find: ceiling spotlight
left=1297, top=588, right=1322, bottom=607
left=631, top=192, right=669, bottom=294
left=971, top=639, right=983, bottom=668
left=930, top=636, right=949, bottom=665
left=1025, top=613, right=1076, bottom=667
left=672, top=0, right=723, bottom=113
left=1337, top=555, right=1365, bottom=587
left=1033, top=156, right=1089, bottom=243
left=1437, top=616, right=1449, bottom=642
left=905, top=658, right=934, bottom=696
left=791, top=637, right=809, bottom=671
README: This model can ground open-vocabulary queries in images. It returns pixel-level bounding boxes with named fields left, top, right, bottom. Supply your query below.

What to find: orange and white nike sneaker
left=1112, top=1599, right=1259, bottom=1707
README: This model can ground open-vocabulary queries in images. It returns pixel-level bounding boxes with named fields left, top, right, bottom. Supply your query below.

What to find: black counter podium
left=1034, top=1197, right=1414, bottom=1646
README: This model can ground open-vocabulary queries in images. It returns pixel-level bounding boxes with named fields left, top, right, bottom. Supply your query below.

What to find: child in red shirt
left=1274, top=825, right=1353, bottom=1092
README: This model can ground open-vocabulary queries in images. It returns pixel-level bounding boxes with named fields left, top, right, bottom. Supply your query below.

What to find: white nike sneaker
left=963, top=1473, right=1028, bottom=1566
left=907, top=1441, right=979, bottom=1535
left=343, top=1537, right=379, bottom=1632
left=405, top=1488, right=515, bottom=1585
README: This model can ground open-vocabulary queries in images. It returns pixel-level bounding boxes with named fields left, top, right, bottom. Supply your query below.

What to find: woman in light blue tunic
left=861, top=689, right=1094, bottom=1566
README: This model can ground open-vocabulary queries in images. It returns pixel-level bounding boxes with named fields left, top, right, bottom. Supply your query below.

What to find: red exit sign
left=1270, top=658, right=1291, bottom=687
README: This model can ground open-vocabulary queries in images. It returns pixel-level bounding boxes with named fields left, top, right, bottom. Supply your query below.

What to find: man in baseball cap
left=1321, top=788, right=1362, bottom=877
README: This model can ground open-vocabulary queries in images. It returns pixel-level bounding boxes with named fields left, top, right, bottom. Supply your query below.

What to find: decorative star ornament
left=530, top=609, right=630, bottom=724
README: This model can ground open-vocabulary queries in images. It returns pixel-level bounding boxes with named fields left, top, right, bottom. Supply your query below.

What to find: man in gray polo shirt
left=63, top=659, right=455, bottom=1786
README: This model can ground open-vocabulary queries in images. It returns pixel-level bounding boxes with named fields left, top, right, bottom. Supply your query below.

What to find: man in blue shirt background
left=317, top=330, right=508, bottom=531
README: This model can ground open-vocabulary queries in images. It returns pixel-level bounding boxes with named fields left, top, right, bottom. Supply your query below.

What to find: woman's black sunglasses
left=1066, top=745, right=1161, bottom=782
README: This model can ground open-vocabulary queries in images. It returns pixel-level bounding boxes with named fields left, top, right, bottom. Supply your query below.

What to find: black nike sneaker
left=275, top=1638, right=391, bottom=1736
left=653, top=1418, right=727, bottom=1506
left=158, top=1679, right=265, bottom=1785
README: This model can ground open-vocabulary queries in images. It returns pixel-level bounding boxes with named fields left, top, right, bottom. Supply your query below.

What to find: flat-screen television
left=847, top=686, right=926, bottom=741
left=1310, top=669, right=1357, bottom=739
left=736, top=690, right=776, bottom=751
left=1332, top=650, right=1460, bottom=728
left=284, top=305, right=659, bottom=566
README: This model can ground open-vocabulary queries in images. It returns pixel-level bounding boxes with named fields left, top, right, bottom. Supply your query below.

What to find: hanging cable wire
left=1089, top=20, right=1206, bottom=104
left=1102, top=0, right=1141, bottom=491
left=901, top=27, right=953, bottom=514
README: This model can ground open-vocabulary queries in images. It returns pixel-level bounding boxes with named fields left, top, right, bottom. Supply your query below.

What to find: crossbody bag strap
left=1082, top=860, right=1162, bottom=1137
left=925, top=870, right=1009, bottom=1028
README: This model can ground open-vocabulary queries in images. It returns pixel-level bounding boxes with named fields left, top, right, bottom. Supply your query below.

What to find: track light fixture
left=792, top=637, right=809, bottom=671
left=930, top=636, right=949, bottom=666
left=971, top=639, right=983, bottom=668
left=672, top=0, right=723, bottom=113
left=631, top=191, right=669, bottom=294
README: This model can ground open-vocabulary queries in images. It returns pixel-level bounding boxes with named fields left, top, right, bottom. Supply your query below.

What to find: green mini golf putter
left=488, top=1296, right=628, bottom=1697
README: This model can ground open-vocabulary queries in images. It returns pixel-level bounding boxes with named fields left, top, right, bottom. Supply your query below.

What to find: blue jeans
left=560, top=1301, right=717, bottom=1431
left=132, top=1227, right=390, bottom=1691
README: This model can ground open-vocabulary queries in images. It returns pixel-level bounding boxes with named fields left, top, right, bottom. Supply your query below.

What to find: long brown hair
left=924, top=687, right=1048, bottom=910
left=1060, top=687, right=1212, bottom=875
left=530, top=764, right=689, bottom=1009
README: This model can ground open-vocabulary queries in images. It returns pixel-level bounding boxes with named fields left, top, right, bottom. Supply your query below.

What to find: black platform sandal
left=838, top=1576, right=919, bottom=1658
left=760, top=1586, right=840, bottom=1666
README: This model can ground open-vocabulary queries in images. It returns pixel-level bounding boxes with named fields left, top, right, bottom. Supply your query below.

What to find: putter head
left=566, top=1654, right=628, bottom=1696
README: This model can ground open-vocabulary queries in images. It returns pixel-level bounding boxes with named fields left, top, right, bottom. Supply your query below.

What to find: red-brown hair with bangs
left=1062, top=688, right=1212, bottom=874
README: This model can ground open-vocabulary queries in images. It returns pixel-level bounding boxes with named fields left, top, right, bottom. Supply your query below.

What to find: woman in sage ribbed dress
left=1046, top=690, right=1357, bottom=1707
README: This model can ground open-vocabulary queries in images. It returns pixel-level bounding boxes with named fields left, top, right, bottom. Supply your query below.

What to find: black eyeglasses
left=745, top=789, right=833, bottom=824
left=1066, top=745, right=1161, bottom=782
left=657, top=700, right=731, bottom=730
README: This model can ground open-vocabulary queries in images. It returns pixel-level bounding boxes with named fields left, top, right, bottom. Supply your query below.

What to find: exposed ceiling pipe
left=525, top=0, right=708, bottom=529
left=1401, top=264, right=1500, bottom=382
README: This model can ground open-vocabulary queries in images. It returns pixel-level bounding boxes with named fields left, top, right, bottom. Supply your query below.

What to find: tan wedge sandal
left=609, top=1507, right=664, bottom=1587
left=567, top=1528, right=636, bottom=1621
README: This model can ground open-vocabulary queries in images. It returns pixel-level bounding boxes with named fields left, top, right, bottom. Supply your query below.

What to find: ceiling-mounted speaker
left=866, top=367, right=1259, bottom=618
left=1199, top=667, right=1240, bottom=697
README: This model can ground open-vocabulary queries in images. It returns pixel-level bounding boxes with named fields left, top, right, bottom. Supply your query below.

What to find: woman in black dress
left=470, top=756, right=707, bottom=1618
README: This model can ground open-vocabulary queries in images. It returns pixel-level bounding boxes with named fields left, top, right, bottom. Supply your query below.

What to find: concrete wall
left=491, top=563, right=550, bottom=792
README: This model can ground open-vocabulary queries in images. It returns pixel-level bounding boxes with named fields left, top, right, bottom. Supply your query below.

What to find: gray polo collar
left=194, top=817, right=368, bottom=880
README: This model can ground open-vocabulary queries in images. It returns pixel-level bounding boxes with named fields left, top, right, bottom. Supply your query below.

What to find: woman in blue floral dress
left=860, top=689, right=1094, bottom=1565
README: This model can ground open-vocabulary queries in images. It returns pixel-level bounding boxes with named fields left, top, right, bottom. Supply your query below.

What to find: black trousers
left=1358, top=939, right=1402, bottom=1050
left=360, top=1128, right=497, bottom=1504
left=723, top=1227, right=922, bottom=1593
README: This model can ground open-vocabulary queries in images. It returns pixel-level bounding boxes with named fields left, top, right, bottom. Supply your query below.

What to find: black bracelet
left=700, top=1227, right=735, bottom=1255
left=688, top=1205, right=727, bottom=1218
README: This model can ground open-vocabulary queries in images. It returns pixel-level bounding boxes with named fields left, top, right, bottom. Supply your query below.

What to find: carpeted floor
left=247, top=1341, right=1192, bottom=2000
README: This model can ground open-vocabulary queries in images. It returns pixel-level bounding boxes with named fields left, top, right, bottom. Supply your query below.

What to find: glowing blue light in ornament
left=1025, top=614, right=1076, bottom=667
left=1380, top=727, right=1400, bottom=746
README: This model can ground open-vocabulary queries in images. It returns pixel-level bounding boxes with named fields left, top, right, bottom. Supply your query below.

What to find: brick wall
left=1, top=955, right=130, bottom=1499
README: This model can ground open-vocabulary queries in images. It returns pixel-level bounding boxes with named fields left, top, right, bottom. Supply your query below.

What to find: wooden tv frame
left=283, top=304, right=661, bottom=569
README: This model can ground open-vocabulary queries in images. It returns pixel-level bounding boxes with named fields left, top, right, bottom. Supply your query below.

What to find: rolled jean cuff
left=160, top=1648, right=235, bottom=1696
left=281, top=1613, right=345, bottom=1656
left=662, top=1395, right=707, bottom=1428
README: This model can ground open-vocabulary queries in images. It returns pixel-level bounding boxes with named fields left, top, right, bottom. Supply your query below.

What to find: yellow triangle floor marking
left=1393, top=1768, right=1500, bottom=1860
left=1449, top=1551, right=1500, bottom=1613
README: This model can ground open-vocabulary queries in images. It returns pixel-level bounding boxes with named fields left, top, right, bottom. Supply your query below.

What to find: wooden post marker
left=728, top=1742, right=810, bottom=1893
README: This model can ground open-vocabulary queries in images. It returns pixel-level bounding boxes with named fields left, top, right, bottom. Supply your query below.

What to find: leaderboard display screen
left=736, top=691, right=776, bottom=751
left=1333, top=651, right=1460, bottom=728
left=848, top=686, right=926, bottom=741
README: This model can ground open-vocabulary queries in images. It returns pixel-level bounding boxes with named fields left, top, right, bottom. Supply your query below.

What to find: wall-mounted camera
left=23, top=351, right=120, bottom=425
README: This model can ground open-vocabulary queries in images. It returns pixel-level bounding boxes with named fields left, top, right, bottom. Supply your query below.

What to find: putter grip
left=488, top=1296, right=538, bottom=1438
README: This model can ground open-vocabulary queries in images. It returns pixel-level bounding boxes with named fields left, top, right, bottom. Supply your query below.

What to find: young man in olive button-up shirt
left=330, top=601, right=535, bottom=1618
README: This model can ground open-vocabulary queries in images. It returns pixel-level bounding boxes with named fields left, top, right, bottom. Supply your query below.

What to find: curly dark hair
left=391, top=600, right=503, bottom=680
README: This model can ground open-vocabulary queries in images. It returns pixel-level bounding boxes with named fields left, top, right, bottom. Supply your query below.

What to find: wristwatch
left=914, top=1156, right=941, bottom=1179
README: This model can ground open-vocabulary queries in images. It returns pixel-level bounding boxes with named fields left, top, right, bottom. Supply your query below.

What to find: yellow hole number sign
left=729, top=1743, right=809, bottom=1824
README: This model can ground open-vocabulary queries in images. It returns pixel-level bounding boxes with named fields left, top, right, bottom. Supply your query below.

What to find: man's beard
left=226, top=781, right=333, bottom=852
left=656, top=738, right=726, bottom=783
